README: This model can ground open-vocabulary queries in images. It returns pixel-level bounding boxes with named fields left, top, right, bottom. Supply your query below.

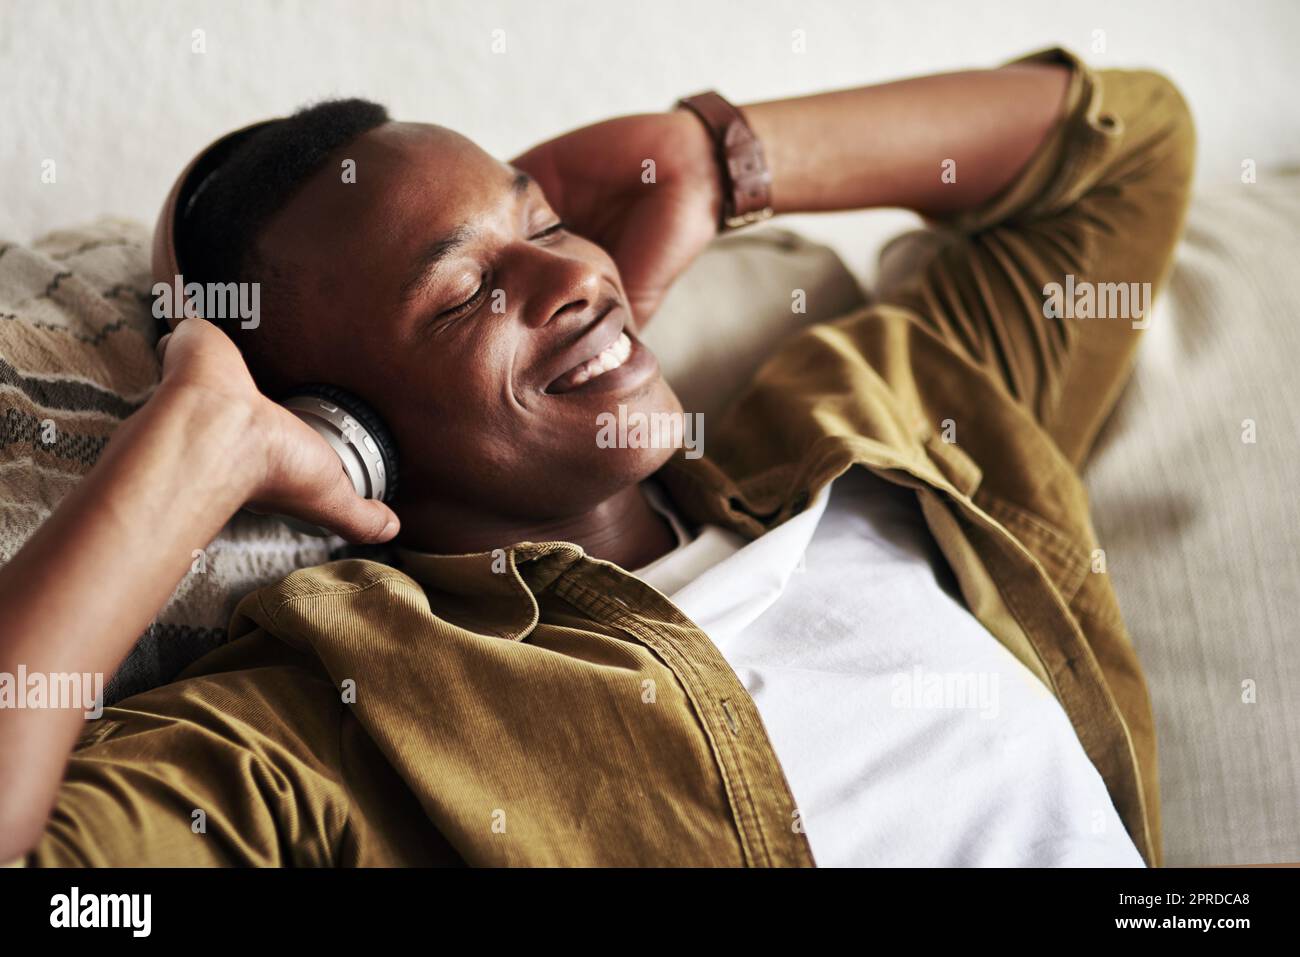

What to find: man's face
left=253, top=121, right=682, bottom=529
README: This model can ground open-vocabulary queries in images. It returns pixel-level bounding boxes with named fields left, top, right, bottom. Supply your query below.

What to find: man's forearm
left=0, top=382, right=259, bottom=857
left=740, top=61, right=1072, bottom=217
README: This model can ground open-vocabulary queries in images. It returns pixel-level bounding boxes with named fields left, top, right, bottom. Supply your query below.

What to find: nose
left=516, top=247, right=605, bottom=331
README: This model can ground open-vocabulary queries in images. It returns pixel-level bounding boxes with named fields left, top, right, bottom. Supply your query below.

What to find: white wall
left=3, top=0, right=1297, bottom=283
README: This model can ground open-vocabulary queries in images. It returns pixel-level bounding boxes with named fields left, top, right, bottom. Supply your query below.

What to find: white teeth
left=565, top=332, right=632, bottom=387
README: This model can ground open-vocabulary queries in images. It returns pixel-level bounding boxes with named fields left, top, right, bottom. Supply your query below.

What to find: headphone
left=152, top=120, right=400, bottom=538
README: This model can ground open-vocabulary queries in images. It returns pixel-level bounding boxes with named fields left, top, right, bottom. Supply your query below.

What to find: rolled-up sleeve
left=883, top=46, right=1197, bottom=464
left=926, top=46, right=1129, bottom=234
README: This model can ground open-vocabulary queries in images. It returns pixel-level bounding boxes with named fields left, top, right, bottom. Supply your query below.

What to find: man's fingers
left=247, top=466, right=400, bottom=544
left=332, top=499, right=400, bottom=545
left=309, top=466, right=400, bottom=544
left=300, top=499, right=399, bottom=544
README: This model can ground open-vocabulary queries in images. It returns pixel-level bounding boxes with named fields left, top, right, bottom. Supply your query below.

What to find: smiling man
left=184, top=102, right=690, bottom=570
left=0, top=45, right=1195, bottom=868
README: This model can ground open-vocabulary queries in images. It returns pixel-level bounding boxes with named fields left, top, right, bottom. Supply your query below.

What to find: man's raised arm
left=0, top=317, right=399, bottom=862
left=738, top=60, right=1071, bottom=217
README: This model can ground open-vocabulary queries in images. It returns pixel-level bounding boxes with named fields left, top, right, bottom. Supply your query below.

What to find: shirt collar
left=393, top=541, right=588, bottom=641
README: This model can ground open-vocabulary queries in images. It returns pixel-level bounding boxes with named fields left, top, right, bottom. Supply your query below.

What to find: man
left=0, top=45, right=1194, bottom=866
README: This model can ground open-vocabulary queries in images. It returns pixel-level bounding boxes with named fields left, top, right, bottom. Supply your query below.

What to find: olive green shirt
left=27, top=47, right=1194, bottom=868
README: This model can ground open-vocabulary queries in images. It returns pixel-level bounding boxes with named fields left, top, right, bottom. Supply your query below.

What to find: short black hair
left=178, top=97, right=390, bottom=374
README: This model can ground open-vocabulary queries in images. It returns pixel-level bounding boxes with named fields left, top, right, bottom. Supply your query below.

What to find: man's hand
left=511, top=109, right=723, bottom=327
left=155, top=318, right=399, bottom=543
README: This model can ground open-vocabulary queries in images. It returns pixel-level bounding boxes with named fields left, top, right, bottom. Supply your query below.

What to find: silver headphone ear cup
left=251, top=384, right=400, bottom=539
left=282, top=382, right=403, bottom=504
left=278, top=384, right=400, bottom=504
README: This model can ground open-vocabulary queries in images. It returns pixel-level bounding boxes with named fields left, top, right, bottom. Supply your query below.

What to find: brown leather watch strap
left=674, top=90, right=774, bottom=231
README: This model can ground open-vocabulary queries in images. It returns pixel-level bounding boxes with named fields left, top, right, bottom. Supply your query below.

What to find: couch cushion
left=1083, top=170, right=1300, bottom=865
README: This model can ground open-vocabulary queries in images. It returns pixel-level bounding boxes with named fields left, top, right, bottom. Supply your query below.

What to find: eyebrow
left=397, top=170, right=536, bottom=305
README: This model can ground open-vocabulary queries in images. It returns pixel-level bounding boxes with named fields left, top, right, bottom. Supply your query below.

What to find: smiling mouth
left=546, top=331, right=633, bottom=394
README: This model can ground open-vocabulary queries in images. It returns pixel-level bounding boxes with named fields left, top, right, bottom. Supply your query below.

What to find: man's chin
left=588, top=379, right=698, bottom=475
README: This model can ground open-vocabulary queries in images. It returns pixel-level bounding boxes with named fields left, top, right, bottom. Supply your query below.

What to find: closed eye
left=530, top=220, right=569, bottom=241
left=430, top=221, right=568, bottom=328
left=439, top=272, right=489, bottom=320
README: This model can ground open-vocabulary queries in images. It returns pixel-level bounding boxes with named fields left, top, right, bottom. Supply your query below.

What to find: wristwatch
left=673, top=90, right=774, bottom=232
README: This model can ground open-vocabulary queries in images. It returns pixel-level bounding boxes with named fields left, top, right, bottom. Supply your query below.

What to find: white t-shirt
left=632, top=468, right=1144, bottom=867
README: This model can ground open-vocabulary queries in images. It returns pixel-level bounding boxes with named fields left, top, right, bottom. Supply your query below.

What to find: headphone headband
left=150, top=117, right=402, bottom=517
left=150, top=119, right=280, bottom=330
